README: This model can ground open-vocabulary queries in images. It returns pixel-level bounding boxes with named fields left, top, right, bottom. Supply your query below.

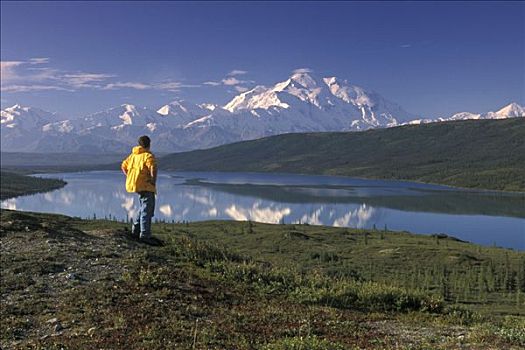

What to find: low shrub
left=443, top=305, right=481, bottom=325
left=173, top=235, right=444, bottom=313
left=176, top=236, right=250, bottom=266
left=496, top=316, right=525, bottom=346
left=260, top=335, right=346, bottom=350
left=291, top=280, right=442, bottom=313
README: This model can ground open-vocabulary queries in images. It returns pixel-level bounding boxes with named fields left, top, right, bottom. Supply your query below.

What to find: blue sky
left=1, top=1, right=524, bottom=118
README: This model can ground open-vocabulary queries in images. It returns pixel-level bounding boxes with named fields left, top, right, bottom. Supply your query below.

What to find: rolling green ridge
left=0, top=171, right=66, bottom=200
left=0, top=152, right=124, bottom=175
left=160, top=119, right=525, bottom=192
left=1, top=210, right=524, bottom=349
left=0, top=152, right=124, bottom=167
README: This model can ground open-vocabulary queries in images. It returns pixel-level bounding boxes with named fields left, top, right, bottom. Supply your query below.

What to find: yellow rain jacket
left=121, top=146, right=157, bottom=193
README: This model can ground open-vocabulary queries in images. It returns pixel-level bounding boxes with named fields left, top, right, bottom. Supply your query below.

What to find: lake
left=2, top=171, right=524, bottom=250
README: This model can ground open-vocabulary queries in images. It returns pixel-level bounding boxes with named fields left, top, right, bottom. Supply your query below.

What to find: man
left=121, top=135, right=158, bottom=244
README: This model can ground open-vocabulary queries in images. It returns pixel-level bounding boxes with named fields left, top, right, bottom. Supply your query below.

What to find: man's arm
left=121, top=156, right=129, bottom=175
left=150, top=166, right=157, bottom=185
left=147, top=155, right=157, bottom=185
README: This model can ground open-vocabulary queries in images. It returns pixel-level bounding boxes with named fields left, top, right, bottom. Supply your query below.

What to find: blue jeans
left=132, top=191, right=155, bottom=238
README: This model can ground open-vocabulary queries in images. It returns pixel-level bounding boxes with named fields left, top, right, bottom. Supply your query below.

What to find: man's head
left=138, top=135, right=151, bottom=149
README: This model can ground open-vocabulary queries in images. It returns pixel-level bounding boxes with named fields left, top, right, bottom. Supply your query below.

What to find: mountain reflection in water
left=1, top=171, right=524, bottom=250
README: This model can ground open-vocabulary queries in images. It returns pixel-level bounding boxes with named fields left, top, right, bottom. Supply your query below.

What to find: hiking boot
left=139, top=236, right=163, bottom=246
left=123, top=227, right=140, bottom=239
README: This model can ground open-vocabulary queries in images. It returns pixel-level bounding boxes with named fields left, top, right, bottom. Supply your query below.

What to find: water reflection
left=332, top=204, right=375, bottom=228
left=2, top=198, right=17, bottom=210
left=194, top=180, right=525, bottom=218
left=225, top=202, right=292, bottom=224
left=117, top=192, right=137, bottom=220
left=1, top=171, right=524, bottom=250
left=159, top=204, right=173, bottom=217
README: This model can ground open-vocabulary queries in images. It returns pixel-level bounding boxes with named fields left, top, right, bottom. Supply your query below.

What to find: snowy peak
left=225, top=71, right=334, bottom=112
left=223, top=71, right=416, bottom=126
left=42, top=120, right=74, bottom=134
left=78, top=104, right=159, bottom=130
left=281, top=72, right=363, bottom=107
left=323, top=77, right=369, bottom=106
left=495, top=102, right=524, bottom=118
left=2, top=104, right=53, bottom=116
left=224, top=85, right=287, bottom=112
left=157, top=100, right=192, bottom=115
left=121, top=103, right=136, bottom=110
left=275, top=72, right=333, bottom=108
left=157, top=100, right=205, bottom=116
left=288, top=71, right=322, bottom=90
left=4, top=104, right=24, bottom=112
left=199, top=103, right=217, bottom=111
left=2, top=73, right=523, bottom=154
left=1, top=104, right=62, bottom=128
left=439, top=102, right=524, bottom=122
left=156, top=100, right=212, bottom=127
left=120, top=104, right=139, bottom=125
left=225, top=73, right=334, bottom=112
left=443, top=112, right=482, bottom=121
left=156, top=105, right=171, bottom=116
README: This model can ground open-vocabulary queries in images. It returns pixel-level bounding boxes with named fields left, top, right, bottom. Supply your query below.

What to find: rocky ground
left=1, top=209, right=524, bottom=349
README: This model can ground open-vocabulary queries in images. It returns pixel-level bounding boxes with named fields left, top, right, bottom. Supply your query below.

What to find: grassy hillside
left=1, top=210, right=524, bottom=349
left=0, top=152, right=124, bottom=174
left=160, top=119, right=525, bottom=191
left=170, top=220, right=524, bottom=315
left=0, top=171, right=66, bottom=200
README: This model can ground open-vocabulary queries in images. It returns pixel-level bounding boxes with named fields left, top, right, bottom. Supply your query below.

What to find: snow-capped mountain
left=220, top=71, right=416, bottom=131
left=1, top=71, right=523, bottom=153
left=1, top=104, right=63, bottom=129
left=156, top=100, right=215, bottom=127
left=1, top=104, right=72, bottom=151
left=176, top=71, right=418, bottom=146
left=435, top=102, right=525, bottom=122
left=494, top=102, right=524, bottom=118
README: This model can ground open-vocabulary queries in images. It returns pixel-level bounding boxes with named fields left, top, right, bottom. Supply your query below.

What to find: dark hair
left=138, top=135, right=151, bottom=149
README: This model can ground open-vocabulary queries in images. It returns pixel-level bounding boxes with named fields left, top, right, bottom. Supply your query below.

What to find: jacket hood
left=132, top=146, right=148, bottom=154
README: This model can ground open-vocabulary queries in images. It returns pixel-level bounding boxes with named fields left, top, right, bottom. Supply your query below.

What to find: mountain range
left=1, top=71, right=524, bottom=153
